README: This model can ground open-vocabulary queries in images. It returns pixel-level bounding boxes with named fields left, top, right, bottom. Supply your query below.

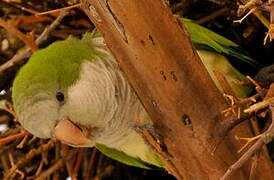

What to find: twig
left=34, top=141, right=49, bottom=176
left=85, top=148, right=98, bottom=180
left=93, top=165, right=115, bottom=180
left=0, top=10, right=69, bottom=75
left=249, top=151, right=260, bottom=180
left=196, top=7, right=229, bottom=24
left=36, top=159, right=63, bottom=180
left=238, top=0, right=274, bottom=43
left=61, top=144, right=73, bottom=178
left=244, top=97, right=274, bottom=113
left=235, top=134, right=262, bottom=153
left=3, top=101, right=18, bottom=121
left=171, top=2, right=184, bottom=13
left=239, top=0, right=270, bottom=28
left=72, top=148, right=84, bottom=180
left=237, top=0, right=260, bottom=16
left=213, top=72, right=260, bottom=140
left=0, top=131, right=30, bottom=145
left=246, top=76, right=266, bottom=96
left=263, top=0, right=274, bottom=43
left=221, top=128, right=266, bottom=180
left=96, top=152, right=105, bottom=170
left=1, top=153, right=10, bottom=172
left=8, top=152, right=25, bottom=179
left=35, top=157, right=46, bottom=177
left=0, top=0, right=39, bottom=14
left=221, top=87, right=274, bottom=180
left=135, top=117, right=182, bottom=180
left=35, top=3, right=81, bottom=16
left=16, top=133, right=29, bottom=148
left=0, top=18, right=38, bottom=52
left=214, top=70, right=237, bottom=97
left=0, top=139, right=20, bottom=156
left=28, top=135, right=37, bottom=144
left=4, top=139, right=55, bottom=179
left=222, top=94, right=259, bottom=115
left=36, top=150, right=76, bottom=180
left=234, top=8, right=257, bottom=24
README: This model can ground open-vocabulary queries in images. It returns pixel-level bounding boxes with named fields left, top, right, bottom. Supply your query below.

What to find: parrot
left=12, top=18, right=257, bottom=169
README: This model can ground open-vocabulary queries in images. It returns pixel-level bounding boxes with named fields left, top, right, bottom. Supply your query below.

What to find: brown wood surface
left=81, top=0, right=274, bottom=179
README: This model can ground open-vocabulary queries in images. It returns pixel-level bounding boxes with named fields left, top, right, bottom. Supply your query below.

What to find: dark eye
left=56, top=91, right=65, bottom=102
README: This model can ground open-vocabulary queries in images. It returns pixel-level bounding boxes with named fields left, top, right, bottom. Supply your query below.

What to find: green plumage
left=12, top=34, right=98, bottom=109
left=182, top=18, right=237, bottom=51
left=12, top=18, right=256, bottom=170
left=182, top=18, right=259, bottom=66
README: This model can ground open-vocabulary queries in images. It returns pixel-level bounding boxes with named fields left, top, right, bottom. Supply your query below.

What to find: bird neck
left=72, top=39, right=148, bottom=147
left=91, top=57, right=146, bottom=146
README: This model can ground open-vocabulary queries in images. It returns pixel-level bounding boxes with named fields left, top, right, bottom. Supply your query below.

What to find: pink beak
left=53, top=119, right=92, bottom=146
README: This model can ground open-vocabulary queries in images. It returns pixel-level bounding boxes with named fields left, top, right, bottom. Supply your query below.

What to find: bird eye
left=56, top=91, right=65, bottom=102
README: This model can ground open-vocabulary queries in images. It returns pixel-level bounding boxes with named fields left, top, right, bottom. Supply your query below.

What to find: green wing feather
left=95, top=143, right=164, bottom=169
left=182, top=18, right=260, bottom=67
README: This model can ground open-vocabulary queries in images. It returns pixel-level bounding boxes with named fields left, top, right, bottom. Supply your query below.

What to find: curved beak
left=53, top=118, right=93, bottom=146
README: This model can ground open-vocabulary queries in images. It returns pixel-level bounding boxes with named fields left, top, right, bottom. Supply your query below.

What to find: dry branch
left=239, top=0, right=270, bottom=28
left=0, top=131, right=29, bottom=145
left=0, top=10, right=69, bottom=75
left=72, top=148, right=84, bottom=180
left=36, top=150, right=77, bottom=180
left=0, top=18, right=38, bottom=52
left=221, top=84, right=274, bottom=179
left=81, top=0, right=273, bottom=179
left=4, top=139, right=55, bottom=179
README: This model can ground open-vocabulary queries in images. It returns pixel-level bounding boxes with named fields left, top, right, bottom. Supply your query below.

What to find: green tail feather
left=182, top=18, right=261, bottom=67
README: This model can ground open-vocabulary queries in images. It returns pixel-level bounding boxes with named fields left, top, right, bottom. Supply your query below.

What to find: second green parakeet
left=12, top=19, right=254, bottom=169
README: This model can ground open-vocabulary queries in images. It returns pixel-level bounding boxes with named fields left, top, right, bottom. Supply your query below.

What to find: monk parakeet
left=12, top=19, right=255, bottom=169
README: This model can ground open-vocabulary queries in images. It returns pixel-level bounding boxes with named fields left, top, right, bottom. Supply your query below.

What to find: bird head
left=12, top=34, right=112, bottom=147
